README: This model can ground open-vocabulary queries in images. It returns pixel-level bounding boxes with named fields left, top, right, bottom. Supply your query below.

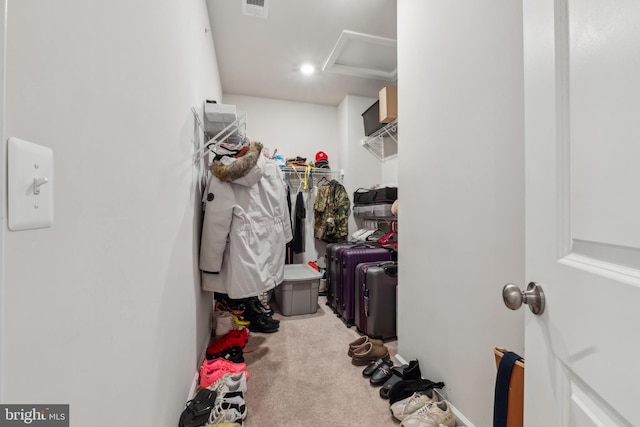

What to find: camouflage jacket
left=314, top=180, right=350, bottom=242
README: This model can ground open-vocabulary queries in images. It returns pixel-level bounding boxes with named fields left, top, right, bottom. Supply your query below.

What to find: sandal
left=178, top=388, right=217, bottom=427
left=379, top=365, right=407, bottom=399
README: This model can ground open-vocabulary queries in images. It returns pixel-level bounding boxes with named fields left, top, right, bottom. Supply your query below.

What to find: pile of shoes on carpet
left=178, top=292, right=280, bottom=427
left=348, top=336, right=457, bottom=427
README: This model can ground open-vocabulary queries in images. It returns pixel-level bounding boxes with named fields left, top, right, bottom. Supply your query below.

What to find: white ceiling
left=206, top=0, right=398, bottom=106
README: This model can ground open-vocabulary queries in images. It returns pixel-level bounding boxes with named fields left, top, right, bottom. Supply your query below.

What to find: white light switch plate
left=8, top=137, right=54, bottom=230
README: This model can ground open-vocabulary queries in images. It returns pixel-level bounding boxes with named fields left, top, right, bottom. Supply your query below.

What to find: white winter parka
left=200, top=143, right=293, bottom=299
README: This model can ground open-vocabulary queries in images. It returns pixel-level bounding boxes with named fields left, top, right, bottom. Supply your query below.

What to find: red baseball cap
left=315, top=151, right=328, bottom=162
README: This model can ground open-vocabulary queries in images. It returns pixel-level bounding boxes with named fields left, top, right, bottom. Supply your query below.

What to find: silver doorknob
left=502, top=282, right=545, bottom=315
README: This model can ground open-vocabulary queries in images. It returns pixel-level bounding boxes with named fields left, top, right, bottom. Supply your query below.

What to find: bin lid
left=283, top=264, right=323, bottom=281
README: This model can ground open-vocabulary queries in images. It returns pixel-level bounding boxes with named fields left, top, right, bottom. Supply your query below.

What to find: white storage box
left=203, top=102, right=237, bottom=134
left=275, top=264, right=322, bottom=316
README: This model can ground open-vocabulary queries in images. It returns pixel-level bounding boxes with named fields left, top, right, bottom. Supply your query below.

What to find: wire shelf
left=361, top=119, right=398, bottom=161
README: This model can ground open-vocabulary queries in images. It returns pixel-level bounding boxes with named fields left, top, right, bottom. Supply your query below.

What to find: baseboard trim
left=394, top=353, right=476, bottom=427
left=187, top=328, right=213, bottom=401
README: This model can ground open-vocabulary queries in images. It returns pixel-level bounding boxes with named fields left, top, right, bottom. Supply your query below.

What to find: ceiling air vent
left=242, top=0, right=269, bottom=19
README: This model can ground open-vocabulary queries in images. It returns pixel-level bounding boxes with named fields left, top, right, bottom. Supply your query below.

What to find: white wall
left=3, top=1, right=221, bottom=426
left=338, top=95, right=384, bottom=235
left=397, top=1, right=525, bottom=426
left=223, top=94, right=339, bottom=264
left=381, top=156, right=398, bottom=186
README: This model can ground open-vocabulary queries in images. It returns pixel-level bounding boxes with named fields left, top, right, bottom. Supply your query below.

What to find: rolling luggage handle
left=364, top=288, right=370, bottom=317
left=382, top=263, right=398, bottom=277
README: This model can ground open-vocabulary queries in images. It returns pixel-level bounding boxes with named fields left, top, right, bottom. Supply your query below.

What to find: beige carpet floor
left=240, top=296, right=400, bottom=427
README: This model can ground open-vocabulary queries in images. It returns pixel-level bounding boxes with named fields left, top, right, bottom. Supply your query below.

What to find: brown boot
left=351, top=342, right=389, bottom=365
left=348, top=336, right=384, bottom=357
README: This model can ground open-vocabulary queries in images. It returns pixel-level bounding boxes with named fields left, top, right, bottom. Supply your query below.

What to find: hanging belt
left=493, top=351, right=523, bottom=427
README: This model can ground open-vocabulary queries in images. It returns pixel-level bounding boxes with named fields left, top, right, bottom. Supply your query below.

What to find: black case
left=355, top=261, right=398, bottom=340
left=353, top=187, right=398, bottom=205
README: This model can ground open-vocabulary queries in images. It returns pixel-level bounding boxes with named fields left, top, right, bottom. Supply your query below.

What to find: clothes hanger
left=317, top=176, right=330, bottom=186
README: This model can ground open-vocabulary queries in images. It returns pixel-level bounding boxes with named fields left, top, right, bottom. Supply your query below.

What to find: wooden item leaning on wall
left=494, top=347, right=524, bottom=427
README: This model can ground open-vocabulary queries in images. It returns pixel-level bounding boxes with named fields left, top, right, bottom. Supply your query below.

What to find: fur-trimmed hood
left=210, top=142, right=264, bottom=186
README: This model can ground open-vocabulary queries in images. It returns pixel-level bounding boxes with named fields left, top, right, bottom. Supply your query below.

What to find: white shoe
left=208, top=372, right=248, bottom=395
left=207, top=400, right=247, bottom=425
left=400, top=400, right=456, bottom=427
left=390, top=389, right=440, bottom=421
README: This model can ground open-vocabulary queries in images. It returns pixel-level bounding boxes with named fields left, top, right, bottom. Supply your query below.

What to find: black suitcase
left=355, top=261, right=398, bottom=339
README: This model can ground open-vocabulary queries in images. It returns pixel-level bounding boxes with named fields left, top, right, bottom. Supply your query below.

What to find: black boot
left=246, top=297, right=278, bottom=324
left=248, top=296, right=274, bottom=317
left=248, top=313, right=280, bottom=333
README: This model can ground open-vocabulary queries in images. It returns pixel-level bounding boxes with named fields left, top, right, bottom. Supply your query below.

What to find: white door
left=523, top=0, right=640, bottom=425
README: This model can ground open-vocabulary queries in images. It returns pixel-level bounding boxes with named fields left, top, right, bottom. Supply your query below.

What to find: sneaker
left=206, top=329, right=249, bottom=356
left=232, top=314, right=250, bottom=327
left=256, top=292, right=275, bottom=315
left=207, top=400, right=247, bottom=425
left=400, top=400, right=456, bottom=427
left=199, top=359, right=248, bottom=389
left=205, top=345, right=244, bottom=363
left=208, top=372, right=248, bottom=395
left=391, top=389, right=440, bottom=421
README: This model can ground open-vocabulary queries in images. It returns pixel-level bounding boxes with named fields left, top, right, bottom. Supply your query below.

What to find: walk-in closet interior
left=2, top=1, right=526, bottom=427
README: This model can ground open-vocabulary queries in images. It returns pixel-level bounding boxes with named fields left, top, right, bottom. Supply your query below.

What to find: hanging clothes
left=200, top=142, right=293, bottom=299
left=285, top=187, right=294, bottom=264
left=313, top=179, right=350, bottom=243
left=292, top=191, right=306, bottom=253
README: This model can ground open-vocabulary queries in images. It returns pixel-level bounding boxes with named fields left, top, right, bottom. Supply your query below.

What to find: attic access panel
left=322, top=30, right=397, bottom=81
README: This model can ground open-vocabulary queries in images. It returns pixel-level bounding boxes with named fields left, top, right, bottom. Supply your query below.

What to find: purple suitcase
left=325, top=243, right=363, bottom=310
left=338, top=247, right=391, bottom=326
left=355, top=261, right=398, bottom=339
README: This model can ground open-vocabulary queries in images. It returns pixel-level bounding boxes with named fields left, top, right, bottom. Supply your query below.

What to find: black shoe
left=205, top=345, right=244, bottom=363
left=247, top=296, right=273, bottom=317
left=388, top=379, right=445, bottom=405
left=245, top=297, right=279, bottom=324
left=214, top=292, right=247, bottom=312
left=249, top=314, right=279, bottom=333
left=402, top=359, right=421, bottom=380
left=178, top=388, right=217, bottom=427
left=363, top=358, right=389, bottom=377
left=380, top=365, right=406, bottom=399
left=370, top=360, right=395, bottom=386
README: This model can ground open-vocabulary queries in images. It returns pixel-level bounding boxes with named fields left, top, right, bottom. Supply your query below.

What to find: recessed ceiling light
left=300, top=63, right=315, bottom=75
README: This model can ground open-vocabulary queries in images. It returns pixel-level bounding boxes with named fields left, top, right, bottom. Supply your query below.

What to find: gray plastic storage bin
left=275, top=264, right=322, bottom=316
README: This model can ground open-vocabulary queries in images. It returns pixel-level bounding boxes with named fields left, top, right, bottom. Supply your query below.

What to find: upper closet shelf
left=192, top=102, right=248, bottom=160
left=203, top=102, right=237, bottom=136
left=361, top=119, right=398, bottom=161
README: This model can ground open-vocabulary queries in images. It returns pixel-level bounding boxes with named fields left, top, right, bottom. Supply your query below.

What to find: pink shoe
left=199, top=359, right=248, bottom=389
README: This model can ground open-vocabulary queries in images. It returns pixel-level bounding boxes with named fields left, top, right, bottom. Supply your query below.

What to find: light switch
left=8, top=137, right=54, bottom=230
